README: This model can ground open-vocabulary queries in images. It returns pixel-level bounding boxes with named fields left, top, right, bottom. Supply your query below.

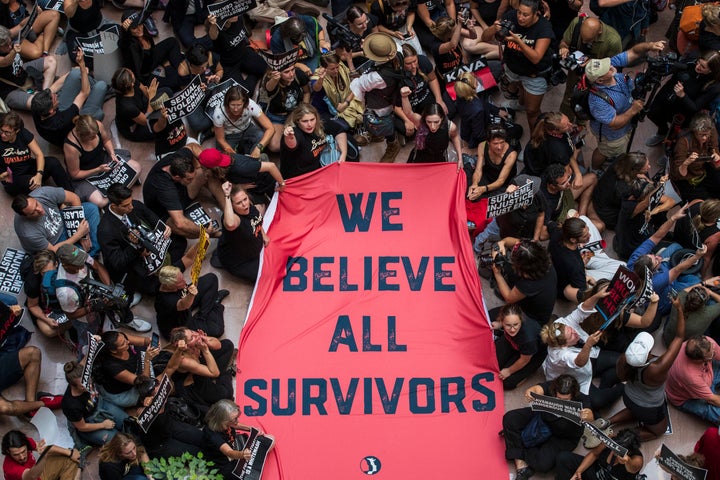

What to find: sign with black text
left=74, top=33, right=104, bottom=56
left=136, top=375, right=172, bottom=433
left=485, top=181, right=535, bottom=219
left=0, top=248, right=28, bottom=295
left=596, top=266, right=639, bottom=326
left=232, top=427, right=275, bottom=480
left=630, top=265, right=653, bottom=310
left=530, top=392, right=583, bottom=425
left=259, top=48, right=299, bottom=72
left=658, top=444, right=707, bottom=480
left=81, top=333, right=104, bottom=389
left=143, top=221, right=171, bottom=275
left=86, top=161, right=138, bottom=196
left=207, top=0, right=256, bottom=29
left=640, top=182, right=665, bottom=235
left=62, top=207, right=85, bottom=239
left=204, top=79, right=243, bottom=121
left=444, top=58, right=497, bottom=100
left=184, top=202, right=219, bottom=230
left=163, top=75, right=205, bottom=123
left=19, top=5, right=39, bottom=42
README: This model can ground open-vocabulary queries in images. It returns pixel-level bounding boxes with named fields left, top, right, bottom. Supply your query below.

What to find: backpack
left=40, top=270, right=85, bottom=314
left=571, top=74, right=615, bottom=121
left=679, top=3, right=705, bottom=42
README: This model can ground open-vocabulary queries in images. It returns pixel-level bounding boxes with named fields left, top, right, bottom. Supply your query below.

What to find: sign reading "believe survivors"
left=237, top=163, right=505, bottom=479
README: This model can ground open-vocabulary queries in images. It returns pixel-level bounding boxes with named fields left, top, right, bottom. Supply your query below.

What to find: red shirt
left=3, top=437, right=38, bottom=480
left=696, top=427, right=720, bottom=480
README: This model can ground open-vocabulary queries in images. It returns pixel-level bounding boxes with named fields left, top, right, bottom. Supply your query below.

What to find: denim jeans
left=678, top=360, right=720, bottom=423
left=57, top=68, right=107, bottom=120
left=75, top=397, right=127, bottom=445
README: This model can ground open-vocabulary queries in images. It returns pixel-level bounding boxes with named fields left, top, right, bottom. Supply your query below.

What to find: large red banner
left=237, top=163, right=506, bottom=479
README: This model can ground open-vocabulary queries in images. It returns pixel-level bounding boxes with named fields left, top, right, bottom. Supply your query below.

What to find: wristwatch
left=36, top=169, right=44, bottom=174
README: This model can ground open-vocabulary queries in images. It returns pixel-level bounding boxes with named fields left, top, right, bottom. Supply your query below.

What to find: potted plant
left=143, top=452, right=223, bottom=480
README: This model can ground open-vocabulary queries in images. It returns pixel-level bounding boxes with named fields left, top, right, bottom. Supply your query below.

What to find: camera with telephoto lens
left=479, top=252, right=508, bottom=269
left=558, top=51, right=586, bottom=75
left=549, top=55, right=568, bottom=86
left=81, top=277, right=129, bottom=313
left=495, top=19, right=514, bottom=41
left=632, top=52, right=686, bottom=101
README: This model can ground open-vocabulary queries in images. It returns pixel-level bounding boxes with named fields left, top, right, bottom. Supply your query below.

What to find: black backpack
left=571, top=74, right=614, bottom=121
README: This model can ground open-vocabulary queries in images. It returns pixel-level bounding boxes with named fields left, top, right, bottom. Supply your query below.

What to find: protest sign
left=596, top=266, right=639, bottom=326
left=44, top=0, right=65, bottom=13
left=142, top=221, right=171, bottom=275
left=486, top=181, right=535, bottom=219
left=444, top=57, right=497, bottom=100
left=136, top=375, right=172, bottom=433
left=0, top=248, right=28, bottom=295
left=259, top=48, right=299, bottom=72
left=583, top=422, right=628, bottom=458
left=657, top=444, right=707, bottom=480
left=163, top=75, right=206, bottom=123
left=232, top=428, right=275, bottom=480
left=81, top=333, right=104, bottom=389
left=184, top=202, right=219, bottom=230
left=207, top=0, right=256, bottom=28
left=62, top=207, right=85, bottom=239
left=86, top=161, right=138, bottom=196
left=19, top=5, right=39, bottom=42
left=640, top=182, right=665, bottom=235
left=190, top=224, right=208, bottom=285
left=237, top=163, right=505, bottom=479
left=530, top=392, right=583, bottom=425
left=630, top=265, right=654, bottom=310
left=204, top=79, right=243, bottom=121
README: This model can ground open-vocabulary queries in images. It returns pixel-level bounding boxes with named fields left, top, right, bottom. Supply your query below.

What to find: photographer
left=558, top=16, right=622, bottom=121
left=491, top=238, right=557, bottom=326
left=646, top=51, right=720, bottom=147
left=481, top=0, right=555, bottom=130
left=670, top=112, right=720, bottom=201
left=582, top=40, right=666, bottom=170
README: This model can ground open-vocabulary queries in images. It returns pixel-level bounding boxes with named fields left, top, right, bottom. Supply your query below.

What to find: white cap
left=625, top=331, right=654, bottom=367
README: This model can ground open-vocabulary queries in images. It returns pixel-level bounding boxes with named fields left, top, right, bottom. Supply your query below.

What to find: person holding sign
left=63, top=115, right=142, bottom=208
left=399, top=85, right=462, bottom=167
left=467, top=125, right=518, bottom=200
left=604, top=297, right=686, bottom=442
left=0, top=111, right=73, bottom=196
left=540, top=287, right=625, bottom=409
left=177, top=44, right=224, bottom=134
left=0, top=0, right=61, bottom=59
left=61, top=355, right=128, bottom=447
left=2, top=430, right=81, bottom=480
left=670, top=112, right=720, bottom=202
left=270, top=15, right=329, bottom=72
left=502, top=375, right=592, bottom=480
left=202, top=399, right=275, bottom=479
left=555, top=428, right=644, bottom=480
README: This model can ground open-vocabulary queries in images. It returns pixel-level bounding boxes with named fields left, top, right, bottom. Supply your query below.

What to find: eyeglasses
left=0, top=129, right=15, bottom=136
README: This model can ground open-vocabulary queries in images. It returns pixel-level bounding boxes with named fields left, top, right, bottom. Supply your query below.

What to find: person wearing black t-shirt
left=481, top=0, right=554, bottom=130
left=207, top=14, right=266, bottom=93
left=0, top=111, right=72, bottom=196
left=213, top=183, right=269, bottom=283
left=491, top=237, right=557, bottom=326
left=263, top=65, right=310, bottom=153
left=548, top=217, right=589, bottom=302
left=490, top=304, right=547, bottom=390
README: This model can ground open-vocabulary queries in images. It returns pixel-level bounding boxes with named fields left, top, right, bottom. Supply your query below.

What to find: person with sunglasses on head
left=467, top=125, right=518, bottom=200
left=536, top=163, right=593, bottom=240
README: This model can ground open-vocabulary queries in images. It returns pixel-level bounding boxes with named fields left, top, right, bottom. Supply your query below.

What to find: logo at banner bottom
left=360, top=456, right=381, bottom=475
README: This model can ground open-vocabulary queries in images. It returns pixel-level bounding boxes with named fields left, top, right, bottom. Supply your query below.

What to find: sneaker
left=353, top=131, right=370, bottom=146
left=214, top=289, right=230, bottom=305
left=645, top=133, right=667, bottom=147
left=515, top=467, right=535, bottom=480
left=37, top=393, right=63, bottom=410
left=144, top=16, right=159, bottom=37
left=121, top=317, right=152, bottom=333
left=129, top=292, right=142, bottom=308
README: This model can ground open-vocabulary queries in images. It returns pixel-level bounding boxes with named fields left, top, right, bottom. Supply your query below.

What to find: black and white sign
left=74, top=33, right=104, bottom=55
left=259, top=48, right=299, bottom=72
left=630, top=265, right=653, bottom=310
left=143, top=221, right=171, bottom=275
left=163, top=75, right=206, bottom=123
left=582, top=422, right=628, bottom=458
left=0, top=248, right=28, bottom=295
left=81, top=333, right=104, bottom=389
left=232, top=427, right=275, bottom=480
left=184, top=202, right=219, bottom=230
left=62, top=207, right=85, bottom=239
left=640, top=182, right=665, bottom=235
left=658, top=444, right=707, bottom=480
left=486, top=181, right=535, bottom=219
left=86, top=161, right=138, bottom=196
left=19, top=5, right=39, bottom=42
left=530, top=392, right=583, bottom=425
left=207, top=0, right=256, bottom=28
left=136, top=375, right=172, bottom=433
left=204, top=79, right=243, bottom=121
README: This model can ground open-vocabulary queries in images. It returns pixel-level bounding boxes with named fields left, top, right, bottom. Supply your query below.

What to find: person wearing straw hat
left=350, top=32, right=404, bottom=163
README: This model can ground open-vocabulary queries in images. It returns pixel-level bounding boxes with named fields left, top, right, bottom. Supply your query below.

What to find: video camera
left=127, top=224, right=161, bottom=256
left=632, top=52, right=687, bottom=101
left=549, top=51, right=588, bottom=86
left=80, top=277, right=130, bottom=312
left=322, top=13, right=362, bottom=52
